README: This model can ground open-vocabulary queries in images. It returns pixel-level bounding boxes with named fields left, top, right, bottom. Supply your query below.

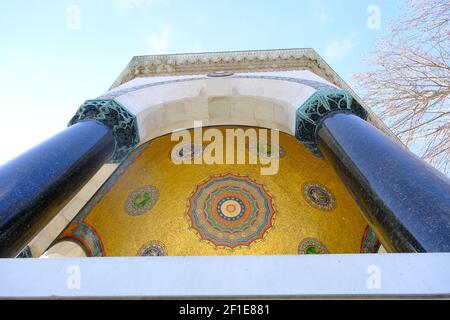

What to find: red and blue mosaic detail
left=59, top=222, right=105, bottom=257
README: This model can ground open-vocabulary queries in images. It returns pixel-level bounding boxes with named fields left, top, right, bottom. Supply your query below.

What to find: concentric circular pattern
left=125, top=186, right=159, bottom=216
left=217, top=196, right=246, bottom=221
left=248, top=142, right=286, bottom=159
left=302, top=182, right=336, bottom=211
left=138, top=241, right=167, bottom=256
left=298, top=238, right=328, bottom=254
left=187, top=173, right=275, bottom=249
left=171, top=143, right=204, bottom=163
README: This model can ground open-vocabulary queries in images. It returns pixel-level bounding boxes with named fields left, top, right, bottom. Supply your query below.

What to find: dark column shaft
left=0, top=120, right=115, bottom=258
left=318, top=113, right=450, bottom=253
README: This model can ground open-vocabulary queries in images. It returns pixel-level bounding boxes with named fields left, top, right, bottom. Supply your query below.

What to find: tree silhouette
left=354, top=0, right=450, bottom=174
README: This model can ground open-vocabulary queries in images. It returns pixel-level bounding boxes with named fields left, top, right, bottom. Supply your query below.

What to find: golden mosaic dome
left=60, top=127, right=376, bottom=256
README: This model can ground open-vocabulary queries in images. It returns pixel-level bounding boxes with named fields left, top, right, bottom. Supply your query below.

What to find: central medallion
left=217, top=196, right=246, bottom=221
left=187, top=173, right=275, bottom=249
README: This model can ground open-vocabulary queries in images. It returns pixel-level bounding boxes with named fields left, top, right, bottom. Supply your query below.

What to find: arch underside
left=113, top=73, right=330, bottom=145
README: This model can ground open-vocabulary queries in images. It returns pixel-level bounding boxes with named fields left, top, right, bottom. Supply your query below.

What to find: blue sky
left=0, top=0, right=403, bottom=164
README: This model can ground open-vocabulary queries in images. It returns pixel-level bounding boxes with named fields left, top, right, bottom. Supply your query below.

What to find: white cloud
left=116, top=0, right=162, bottom=9
left=325, top=34, right=359, bottom=61
left=146, top=26, right=171, bottom=54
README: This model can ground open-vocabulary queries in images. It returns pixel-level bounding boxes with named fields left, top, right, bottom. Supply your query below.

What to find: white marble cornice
left=112, top=49, right=337, bottom=89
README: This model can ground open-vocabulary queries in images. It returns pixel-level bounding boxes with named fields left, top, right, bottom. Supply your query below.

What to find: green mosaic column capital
left=295, top=89, right=368, bottom=156
left=69, top=100, right=140, bottom=163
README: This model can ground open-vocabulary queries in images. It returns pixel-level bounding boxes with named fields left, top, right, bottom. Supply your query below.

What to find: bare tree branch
left=354, top=0, right=450, bottom=174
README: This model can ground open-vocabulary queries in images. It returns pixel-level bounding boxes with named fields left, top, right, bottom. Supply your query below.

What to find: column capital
left=295, top=89, right=368, bottom=156
left=69, top=100, right=140, bottom=163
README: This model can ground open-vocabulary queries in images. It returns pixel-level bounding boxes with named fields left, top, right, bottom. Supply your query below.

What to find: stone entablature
left=111, top=49, right=352, bottom=95
left=109, top=49, right=397, bottom=142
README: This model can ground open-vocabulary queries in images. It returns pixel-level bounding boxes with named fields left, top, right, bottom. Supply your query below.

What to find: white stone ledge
left=1, top=254, right=449, bottom=298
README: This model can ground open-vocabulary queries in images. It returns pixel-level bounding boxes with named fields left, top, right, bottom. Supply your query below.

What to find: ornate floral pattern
left=298, top=238, right=328, bottom=254
left=68, top=100, right=139, bottom=163
left=187, top=173, right=275, bottom=249
left=125, top=186, right=159, bottom=216
left=138, top=241, right=167, bottom=256
left=302, top=182, right=336, bottom=211
left=295, top=89, right=368, bottom=156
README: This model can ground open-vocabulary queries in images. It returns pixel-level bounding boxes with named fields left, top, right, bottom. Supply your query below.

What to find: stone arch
left=110, top=74, right=336, bottom=142
left=70, top=72, right=364, bottom=162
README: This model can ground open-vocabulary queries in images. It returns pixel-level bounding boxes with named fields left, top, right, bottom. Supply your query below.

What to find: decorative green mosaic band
left=68, top=100, right=140, bottom=163
left=295, top=89, right=368, bottom=156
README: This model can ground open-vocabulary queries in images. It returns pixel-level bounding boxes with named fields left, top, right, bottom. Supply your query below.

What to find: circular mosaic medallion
left=171, top=143, right=203, bottom=163
left=298, top=238, right=328, bottom=254
left=125, top=185, right=159, bottom=216
left=187, top=173, right=275, bottom=249
left=207, top=71, right=234, bottom=77
left=138, top=241, right=167, bottom=256
left=302, top=182, right=336, bottom=211
left=248, top=142, right=285, bottom=159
